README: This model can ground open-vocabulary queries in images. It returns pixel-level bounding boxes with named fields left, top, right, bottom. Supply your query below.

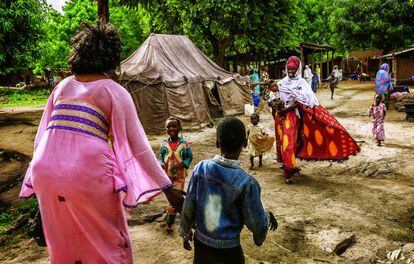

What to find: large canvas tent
left=118, top=34, right=251, bottom=134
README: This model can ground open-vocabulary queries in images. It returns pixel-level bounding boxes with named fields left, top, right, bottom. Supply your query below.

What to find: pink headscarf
left=286, top=56, right=301, bottom=70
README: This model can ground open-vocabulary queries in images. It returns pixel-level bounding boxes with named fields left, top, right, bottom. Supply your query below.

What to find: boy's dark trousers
left=194, top=237, right=245, bottom=264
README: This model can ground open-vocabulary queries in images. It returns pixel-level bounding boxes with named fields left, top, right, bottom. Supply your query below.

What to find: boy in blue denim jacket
left=179, top=117, right=277, bottom=264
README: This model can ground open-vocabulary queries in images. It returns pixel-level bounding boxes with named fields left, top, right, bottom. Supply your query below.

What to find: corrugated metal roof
left=377, top=46, right=414, bottom=59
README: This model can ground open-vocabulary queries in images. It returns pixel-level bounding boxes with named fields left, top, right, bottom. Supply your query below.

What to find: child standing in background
left=159, top=117, right=193, bottom=231
left=369, top=94, right=387, bottom=146
left=247, top=113, right=274, bottom=169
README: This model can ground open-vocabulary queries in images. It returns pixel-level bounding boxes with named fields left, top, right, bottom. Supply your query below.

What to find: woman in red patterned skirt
left=270, top=56, right=360, bottom=184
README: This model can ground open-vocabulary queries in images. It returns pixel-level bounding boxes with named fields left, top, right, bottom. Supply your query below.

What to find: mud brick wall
left=398, top=55, right=414, bottom=79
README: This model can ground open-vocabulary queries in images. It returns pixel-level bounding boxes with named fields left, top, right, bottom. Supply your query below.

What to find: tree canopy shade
left=300, top=0, right=332, bottom=45
left=0, top=0, right=46, bottom=75
left=130, top=0, right=301, bottom=66
left=3, top=0, right=414, bottom=77
left=329, top=0, right=414, bottom=52
left=34, top=0, right=150, bottom=73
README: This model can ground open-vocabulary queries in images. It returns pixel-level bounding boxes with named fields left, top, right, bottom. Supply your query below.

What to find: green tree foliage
left=0, top=0, right=46, bottom=75
left=110, top=4, right=150, bottom=58
left=140, top=0, right=300, bottom=66
left=35, top=0, right=150, bottom=72
left=300, top=0, right=332, bottom=45
left=4, top=0, right=414, bottom=75
left=34, top=0, right=97, bottom=73
left=330, top=0, right=414, bottom=51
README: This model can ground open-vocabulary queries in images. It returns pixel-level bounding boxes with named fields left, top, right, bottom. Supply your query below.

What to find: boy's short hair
left=217, top=117, right=246, bottom=151
left=250, top=113, right=259, bottom=118
left=166, top=117, right=181, bottom=127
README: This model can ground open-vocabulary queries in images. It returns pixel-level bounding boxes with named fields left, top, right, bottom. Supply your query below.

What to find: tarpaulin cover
left=118, top=34, right=251, bottom=133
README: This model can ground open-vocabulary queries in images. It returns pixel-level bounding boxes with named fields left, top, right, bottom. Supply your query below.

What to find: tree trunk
left=98, top=0, right=109, bottom=23
left=211, top=39, right=221, bottom=66
left=211, top=37, right=234, bottom=68
left=233, top=59, right=238, bottom=73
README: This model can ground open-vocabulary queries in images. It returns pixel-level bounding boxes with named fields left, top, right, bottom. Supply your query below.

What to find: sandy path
left=1, top=81, right=413, bottom=263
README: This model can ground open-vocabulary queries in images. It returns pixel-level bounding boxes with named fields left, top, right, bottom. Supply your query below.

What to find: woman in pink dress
left=19, top=21, right=183, bottom=263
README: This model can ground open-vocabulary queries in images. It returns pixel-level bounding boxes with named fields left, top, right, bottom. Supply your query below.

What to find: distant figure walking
left=326, top=65, right=340, bottom=99
left=311, top=69, right=320, bottom=93
left=304, top=65, right=313, bottom=85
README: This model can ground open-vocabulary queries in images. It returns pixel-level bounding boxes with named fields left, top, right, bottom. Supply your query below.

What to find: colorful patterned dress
left=159, top=137, right=193, bottom=225
left=297, top=104, right=360, bottom=160
left=275, top=111, right=300, bottom=174
left=375, top=63, right=393, bottom=95
left=275, top=56, right=360, bottom=179
left=19, top=76, right=172, bottom=263
left=369, top=103, right=386, bottom=141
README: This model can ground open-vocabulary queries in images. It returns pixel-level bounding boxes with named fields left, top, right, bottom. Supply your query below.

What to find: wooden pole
left=311, top=54, right=314, bottom=71
left=274, top=58, right=278, bottom=78
left=320, top=51, right=323, bottom=79
left=300, top=46, right=305, bottom=68
left=393, top=57, right=398, bottom=79
left=233, top=59, right=238, bottom=73
left=326, top=51, right=330, bottom=77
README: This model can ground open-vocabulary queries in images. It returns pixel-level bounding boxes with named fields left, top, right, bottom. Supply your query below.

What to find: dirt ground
left=0, top=81, right=413, bottom=263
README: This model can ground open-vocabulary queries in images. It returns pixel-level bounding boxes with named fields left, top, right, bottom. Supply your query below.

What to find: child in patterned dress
left=159, top=117, right=193, bottom=231
left=369, top=94, right=387, bottom=146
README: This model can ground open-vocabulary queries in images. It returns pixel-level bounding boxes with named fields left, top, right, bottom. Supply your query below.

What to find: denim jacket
left=179, top=155, right=269, bottom=249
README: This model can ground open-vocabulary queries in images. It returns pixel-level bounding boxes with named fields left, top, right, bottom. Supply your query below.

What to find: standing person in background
left=19, top=21, right=183, bottom=263
left=375, top=63, right=393, bottom=107
left=304, top=65, right=313, bottom=85
left=326, top=65, right=340, bottom=99
left=247, top=113, right=274, bottom=169
left=250, top=66, right=262, bottom=107
left=311, top=69, right=320, bottom=93
left=356, top=62, right=362, bottom=80
left=261, top=66, right=270, bottom=82
left=315, top=65, right=321, bottom=83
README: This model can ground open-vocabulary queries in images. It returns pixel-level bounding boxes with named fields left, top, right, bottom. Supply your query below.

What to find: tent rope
left=126, top=78, right=159, bottom=95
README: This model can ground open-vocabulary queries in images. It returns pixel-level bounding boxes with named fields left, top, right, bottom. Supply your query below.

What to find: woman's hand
left=278, top=101, right=299, bottom=117
left=164, top=187, right=185, bottom=213
left=277, top=108, right=287, bottom=117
